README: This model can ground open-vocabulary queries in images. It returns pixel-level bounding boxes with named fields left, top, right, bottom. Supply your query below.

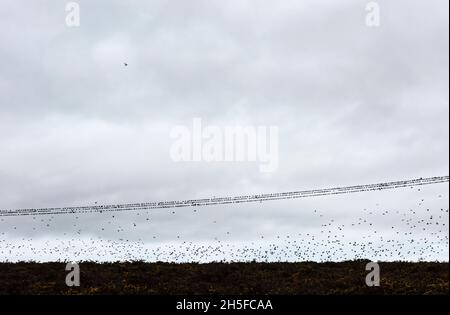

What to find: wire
left=0, top=175, right=448, bottom=217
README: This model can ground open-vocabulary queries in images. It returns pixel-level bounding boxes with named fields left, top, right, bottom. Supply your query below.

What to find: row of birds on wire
left=0, top=186, right=447, bottom=263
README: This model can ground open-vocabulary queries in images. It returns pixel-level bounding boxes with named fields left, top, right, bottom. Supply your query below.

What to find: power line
left=0, top=175, right=448, bottom=217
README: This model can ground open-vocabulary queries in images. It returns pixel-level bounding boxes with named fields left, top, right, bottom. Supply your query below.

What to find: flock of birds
left=0, top=182, right=448, bottom=263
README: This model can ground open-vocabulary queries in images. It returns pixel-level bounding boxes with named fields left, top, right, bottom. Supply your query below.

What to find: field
left=0, top=260, right=448, bottom=295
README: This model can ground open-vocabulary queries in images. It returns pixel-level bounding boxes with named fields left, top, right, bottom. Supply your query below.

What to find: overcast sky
left=0, top=0, right=448, bottom=262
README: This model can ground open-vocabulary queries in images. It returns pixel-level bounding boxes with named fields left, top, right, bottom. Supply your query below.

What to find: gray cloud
left=0, top=0, right=448, bottom=262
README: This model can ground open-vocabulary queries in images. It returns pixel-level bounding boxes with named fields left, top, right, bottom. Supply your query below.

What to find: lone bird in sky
left=124, top=62, right=128, bottom=67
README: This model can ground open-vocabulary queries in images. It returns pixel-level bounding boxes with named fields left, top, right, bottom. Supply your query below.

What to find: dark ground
left=0, top=260, right=448, bottom=295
